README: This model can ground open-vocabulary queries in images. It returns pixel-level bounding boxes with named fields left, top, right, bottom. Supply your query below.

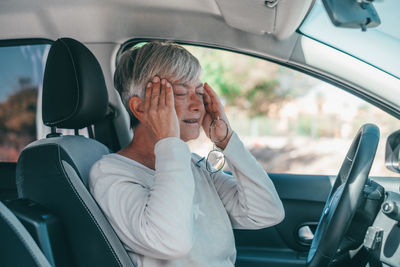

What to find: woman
left=89, top=41, right=284, bottom=266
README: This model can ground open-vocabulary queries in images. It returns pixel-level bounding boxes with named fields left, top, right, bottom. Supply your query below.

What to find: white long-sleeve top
left=89, top=132, right=284, bottom=267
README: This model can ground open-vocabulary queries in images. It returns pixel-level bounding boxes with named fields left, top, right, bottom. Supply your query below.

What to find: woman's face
left=171, top=78, right=205, bottom=142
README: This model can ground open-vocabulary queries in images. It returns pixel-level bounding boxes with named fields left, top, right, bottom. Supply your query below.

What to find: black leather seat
left=16, top=38, right=134, bottom=267
left=0, top=200, right=51, bottom=267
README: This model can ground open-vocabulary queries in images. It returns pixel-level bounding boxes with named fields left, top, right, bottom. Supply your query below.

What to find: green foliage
left=188, top=46, right=311, bottom=119
left=244, top=80, right=282, bottom=117
left=0, top=87, right=37, bottom=146
left=201, top=56, right=286, bottom=118
left=194, top=49, right=241, bottom=103
left=132, top=42, right=147, bottom=49
left=246, top=80, right=280, bottom=101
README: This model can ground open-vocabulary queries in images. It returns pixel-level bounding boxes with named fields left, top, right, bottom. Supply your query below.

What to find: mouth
left=183, top=118, right=200, bottom=125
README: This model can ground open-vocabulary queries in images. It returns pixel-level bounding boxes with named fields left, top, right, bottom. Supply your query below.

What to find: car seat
left=0, top=200, right=51, bottom=267
left=15, top=38, right=134, bottom=267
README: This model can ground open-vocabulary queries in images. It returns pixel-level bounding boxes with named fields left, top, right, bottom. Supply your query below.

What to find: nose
left=188, top=91, right=203, bottom=111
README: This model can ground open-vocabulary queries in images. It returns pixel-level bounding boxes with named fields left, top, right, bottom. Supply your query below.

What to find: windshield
left=300, top=0, right=400, bottom=79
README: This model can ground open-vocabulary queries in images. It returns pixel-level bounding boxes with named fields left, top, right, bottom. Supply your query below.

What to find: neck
left=118, top=124, right=156, bottom=170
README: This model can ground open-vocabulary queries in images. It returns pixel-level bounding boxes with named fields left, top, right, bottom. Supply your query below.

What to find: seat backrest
left=0, top=201, right=51, bottom=267
left=16, top=38, right=134, bottom=267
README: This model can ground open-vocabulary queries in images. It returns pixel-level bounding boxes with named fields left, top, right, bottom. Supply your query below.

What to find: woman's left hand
left=202, top=82, right=233, bottom=150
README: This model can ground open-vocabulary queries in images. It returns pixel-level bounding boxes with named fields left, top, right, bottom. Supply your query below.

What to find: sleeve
left=212, top=132, right=285, bottom=229
left=90, top=137, right=195, bottom=260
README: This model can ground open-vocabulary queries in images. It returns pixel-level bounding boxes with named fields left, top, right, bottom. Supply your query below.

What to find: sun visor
left=215, top=0, right=314, bottom=39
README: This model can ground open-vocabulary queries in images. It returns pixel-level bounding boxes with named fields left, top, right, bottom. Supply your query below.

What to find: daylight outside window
left=182, top=45, right=399, bottom=177
left=0, top=44, right=50, bottom=162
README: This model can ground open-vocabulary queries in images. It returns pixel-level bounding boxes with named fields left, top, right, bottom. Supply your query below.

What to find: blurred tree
left=191, top=47, right=305, bottom=118
left=195, top=49, right=241, bottom=103
left=243, top=80, right=282, bottom=117
left=0, top=86, right=37, bottom=149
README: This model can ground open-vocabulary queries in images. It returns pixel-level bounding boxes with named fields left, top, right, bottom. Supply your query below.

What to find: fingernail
left=167, top=82, right=171, bottom=88
left=147, top=82, right=152, bottom=88
left=161, top=79, right=166, bottom=85
left=153, top=76, right=159, bottom=83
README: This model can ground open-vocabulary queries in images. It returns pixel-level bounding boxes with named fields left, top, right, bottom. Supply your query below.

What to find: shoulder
left=89, top=153, right=152, bottom=188
left=91, top=153, right=129, bottom=174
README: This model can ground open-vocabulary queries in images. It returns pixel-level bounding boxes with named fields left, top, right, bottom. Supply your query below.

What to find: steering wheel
left=306, top=123, right=380, bottom=267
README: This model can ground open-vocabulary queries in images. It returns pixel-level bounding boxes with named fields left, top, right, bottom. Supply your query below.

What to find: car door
left=234, top=173, right=333, bottom=267
left=181, top=44, right=400, bottom=267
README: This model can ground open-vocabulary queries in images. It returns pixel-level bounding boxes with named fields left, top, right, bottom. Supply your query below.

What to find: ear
left=128, top=96, right=145, bottom=121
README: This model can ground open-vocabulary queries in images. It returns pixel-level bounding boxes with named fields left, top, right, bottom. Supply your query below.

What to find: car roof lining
left=0, top=0, right=314, bottom=61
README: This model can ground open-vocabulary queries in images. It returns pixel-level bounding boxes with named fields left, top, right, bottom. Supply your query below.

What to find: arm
left=201, top=83, right=284, bottom=229
left=212, top=132, right=285, bottom=229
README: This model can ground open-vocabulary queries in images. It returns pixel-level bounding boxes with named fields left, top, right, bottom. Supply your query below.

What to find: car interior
left=0, top=200, right=51, bottom=267
left=0, top=0, right=399, bottom=266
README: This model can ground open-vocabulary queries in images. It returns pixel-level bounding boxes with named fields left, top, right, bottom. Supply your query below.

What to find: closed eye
left=173, top=85, right=187, bottom=96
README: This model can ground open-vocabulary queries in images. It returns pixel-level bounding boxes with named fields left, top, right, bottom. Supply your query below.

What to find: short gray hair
left=114, top=41, right=202, bottom=128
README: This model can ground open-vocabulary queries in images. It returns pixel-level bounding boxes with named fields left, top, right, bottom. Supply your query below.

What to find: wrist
left=215, top=130, right=233, bottom=150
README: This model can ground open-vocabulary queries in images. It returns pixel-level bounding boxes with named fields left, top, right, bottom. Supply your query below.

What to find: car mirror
left=322, top=0, right=380, bottom=31
left=385, top=130, right=400, bottom=174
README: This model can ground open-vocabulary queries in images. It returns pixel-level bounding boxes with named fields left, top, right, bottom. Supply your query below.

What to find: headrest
left=42, top=38, right=108, bottom=129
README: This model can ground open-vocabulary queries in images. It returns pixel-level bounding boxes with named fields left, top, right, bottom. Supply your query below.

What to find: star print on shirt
left=193, top=203, right=205, bottom=220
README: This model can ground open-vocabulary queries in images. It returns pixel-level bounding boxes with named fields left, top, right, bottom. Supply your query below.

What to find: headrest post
left=46, top=126, right=62, bottom=138
left=87, top=126, right=94, bottom=139
left=74, top=129, right=79, bottom=136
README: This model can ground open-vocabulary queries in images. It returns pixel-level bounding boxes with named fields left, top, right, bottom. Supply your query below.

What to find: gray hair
left=114, top=41, right=202, bottom=128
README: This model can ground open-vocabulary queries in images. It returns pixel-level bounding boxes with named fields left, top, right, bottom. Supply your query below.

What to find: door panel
left=235, top=173, right=332, bottom=267
left=235, top=173, right=400, bottom=266
left=272, top=174, right=334, bottom=253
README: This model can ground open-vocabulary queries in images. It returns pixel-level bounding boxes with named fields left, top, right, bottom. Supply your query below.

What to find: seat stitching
left=58, top=158, right=123, bottom=266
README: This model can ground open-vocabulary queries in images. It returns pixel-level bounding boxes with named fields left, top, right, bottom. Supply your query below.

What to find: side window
left=0, top=44, right=50, bottom=162
left=184, top=45, right=399, bottom=177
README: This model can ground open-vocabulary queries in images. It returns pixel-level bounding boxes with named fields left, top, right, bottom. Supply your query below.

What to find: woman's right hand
left=143, top=76, right=180, bottom=144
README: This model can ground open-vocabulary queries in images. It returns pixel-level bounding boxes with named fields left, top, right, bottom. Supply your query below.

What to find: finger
left=144, top=82, right=152, bottom=113
left=165, top=82, right=174, bottom=108
left=202, top=112, right=212, bottom=130
left=150, top=76, right=160, bottom=110
left=159, top=78, right=167, bottom=107
left=203, top=83, right=219, bottom=114
left=203, top=86, right=212, bottom=108
left=204, top=82, right=219, bottom=102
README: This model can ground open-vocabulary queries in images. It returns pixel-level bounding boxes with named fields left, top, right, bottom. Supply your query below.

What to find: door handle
left=297, top=223, right=317, bottom=245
